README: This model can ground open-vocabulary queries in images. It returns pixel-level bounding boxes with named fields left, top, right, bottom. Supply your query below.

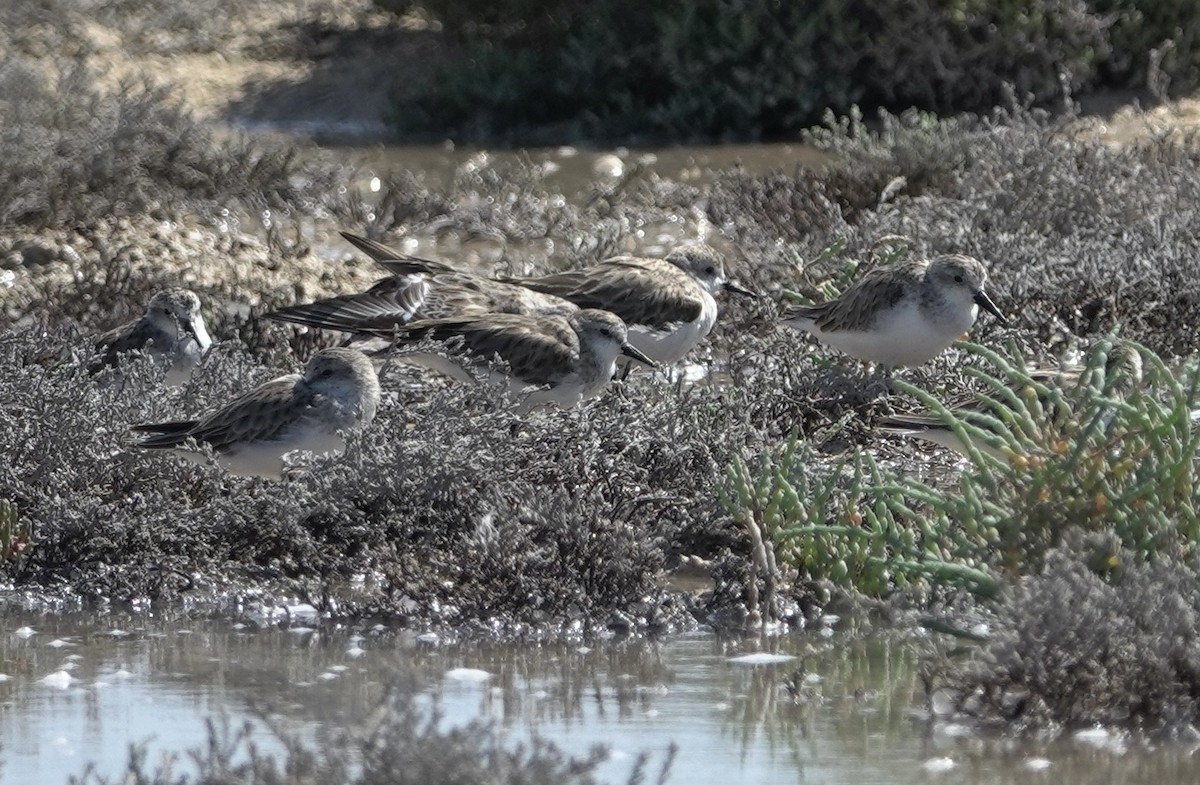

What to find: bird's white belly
left=164, top=339, right=209, bottom=387
left=396, top=351, right=477, bottom=384
left=814, top=300, right=977, bottom=367
left=627, top=296, right=718, bottom=363
left=895, top=426, right=1007, bottom=462
left=172, top=422, right=346, bottom=480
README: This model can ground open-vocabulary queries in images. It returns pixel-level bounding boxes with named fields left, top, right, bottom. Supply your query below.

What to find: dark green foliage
left=388, top=0, right=1197, bottom=143
left=1096, top=0, right=1200, bottom=88
left=856, top=0, right=1108, bottom=111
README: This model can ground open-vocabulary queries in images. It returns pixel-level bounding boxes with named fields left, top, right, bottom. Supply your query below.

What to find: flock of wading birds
left=94, top=232, right=1014, bottom=479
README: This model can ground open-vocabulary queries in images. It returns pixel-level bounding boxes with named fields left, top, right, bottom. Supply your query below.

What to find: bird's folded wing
left=92, top=318, right=155, bottom=369
left=787, top=268, right=910, bottom=332
left=268, top=278, right=430, bottom=333
left=136, top=375, right=306, bottom=451
left=400, top=315, right=579, bottom=387
left=504, top=263, right=703, bottom=329
left=340, top=231, right=463, bottom=275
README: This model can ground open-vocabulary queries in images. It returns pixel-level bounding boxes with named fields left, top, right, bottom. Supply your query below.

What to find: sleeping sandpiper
left=879, top=343, right=1144, bottom=459
left=267, top=232, right=577, bottom=344
left=132, top=347, right=381, bottom=479
left=784, top=254, right=1007, bottom=367
left=92, top=288, right=212, bottom=385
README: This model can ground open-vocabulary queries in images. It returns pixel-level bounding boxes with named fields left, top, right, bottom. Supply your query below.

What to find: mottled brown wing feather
left=136, top=376, right=306, bottom=451
left=788, top=265, right=918, bottom=332
left=398, top=315, right=578, bottom=387
left=340, top=231, right=464, bottom=275
left=504, top=259, right=703, bottom=328
left=374, top=257, right=467, bottom=276
left=92, top=317, right=155, bottom=370
left=268, top=277, right=429, bottom=332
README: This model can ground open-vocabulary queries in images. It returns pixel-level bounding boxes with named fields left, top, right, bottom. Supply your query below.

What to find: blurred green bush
left=386, top=0, right=1198, bottom=142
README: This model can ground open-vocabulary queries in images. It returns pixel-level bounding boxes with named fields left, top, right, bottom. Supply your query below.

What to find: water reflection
left=0, top=610, right=1197, bottom=784
left=323, top=142, right=831, bottom=274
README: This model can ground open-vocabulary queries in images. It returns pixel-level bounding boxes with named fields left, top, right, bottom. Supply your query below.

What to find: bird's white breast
left=809, top=298, right=976, bottom=367
left=627, top=291, right=718, bottom=363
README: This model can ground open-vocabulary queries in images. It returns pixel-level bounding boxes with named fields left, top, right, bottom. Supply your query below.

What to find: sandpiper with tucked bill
left=784, top=254, right=1007, bottom=368
left=879, top=342, right=1144, bottom=460
left=91, top=288, right=212, bottom=386
left=132, top=347, right=381, bottom=479
left=491, top=243, right=758, bottom=364
left=267, top=232, right=578, bottom=348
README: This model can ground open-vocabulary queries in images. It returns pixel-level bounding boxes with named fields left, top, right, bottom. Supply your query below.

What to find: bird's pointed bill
left=621, top=343, right=656, bottom=368
left=723, top=280, right=760, bottom=297
left=973, top=290, right=1008, bottom=326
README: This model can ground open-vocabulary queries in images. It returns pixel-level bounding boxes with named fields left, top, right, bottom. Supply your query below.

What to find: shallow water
left=2, top=609, right=1197, bottom=785
left=299, top=141, right=831, bottom=272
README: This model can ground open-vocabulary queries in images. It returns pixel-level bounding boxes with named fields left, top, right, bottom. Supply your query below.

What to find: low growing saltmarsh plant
left=720, top=431, right=1001, bottom=605
left=722, top=338, right=1200, bottom=602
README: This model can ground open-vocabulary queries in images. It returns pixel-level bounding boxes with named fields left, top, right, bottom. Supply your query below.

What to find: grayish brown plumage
left=92, top=288, right=212, bottom=385
left=497, top=244, right=757, bottom=363
left=266, top=233, right=577, bottom=343
left=367, top=309, right=655, bottom=411
left=133, top=347, right=381, bottom=479
left=785, top=254, right=1007, bottom=367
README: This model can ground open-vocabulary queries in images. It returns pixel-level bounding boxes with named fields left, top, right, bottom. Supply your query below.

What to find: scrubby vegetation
left=5, top=3, right=1200, bottom=734
left=69, top=692, right=674, bottom=785
left=724, top=337, right=1200, bottom=605
left=387, top=0, right=1200, bottom=142
left=0, top=57, right=350, bottom=230
left=937, top=533, right=1200, bottom=735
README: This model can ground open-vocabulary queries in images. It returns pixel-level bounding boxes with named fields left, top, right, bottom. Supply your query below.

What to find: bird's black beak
left=974, top=290, right=1008, bottom=326
left=621, top=343, right=656, bottom=368
left=724, top=280, right=760, bottom=297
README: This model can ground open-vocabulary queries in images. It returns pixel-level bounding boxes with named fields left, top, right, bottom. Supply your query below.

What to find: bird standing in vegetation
left=132, top=347, right=380, bottom=479
left=784, top=254, right=1007, bottom=367
left=92, top=288, right=212, bottom=385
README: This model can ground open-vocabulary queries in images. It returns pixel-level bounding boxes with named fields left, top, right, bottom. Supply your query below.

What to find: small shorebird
left=132, top=347, right=381, bottom=479
left=320, top=308, right=654, bottom=411
left=267, top=232, right=577, bottom=344
left=784, top=254, right=1007, bottom=367
left=879, top=344, right=1144, bottom=460
left=496, top=244, right=758, bottom=364
left=92, top=288, right=212, bottom=385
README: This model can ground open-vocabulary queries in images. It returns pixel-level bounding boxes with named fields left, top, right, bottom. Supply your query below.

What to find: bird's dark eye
left=320, top=368, right=333, bottom=378
left=953, top=275, right=964, bottom=283
left=600, top=328, right=612, bottom=337
left=706, top=267, right=716, bottom=275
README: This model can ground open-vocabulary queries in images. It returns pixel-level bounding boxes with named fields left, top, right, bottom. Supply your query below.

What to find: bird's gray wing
left=340, top=231, right=463, bottom=275
left=503, top=259, right=703, bottom=328
left=267, top=276, right=430, bottom=333
left=92, top=317, right=158, bottom=370
left=786, top=266, right=915, bottom=332
left=399, top=315, right=579, bottom=387
left=134, top=375, right=307, bottom=451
